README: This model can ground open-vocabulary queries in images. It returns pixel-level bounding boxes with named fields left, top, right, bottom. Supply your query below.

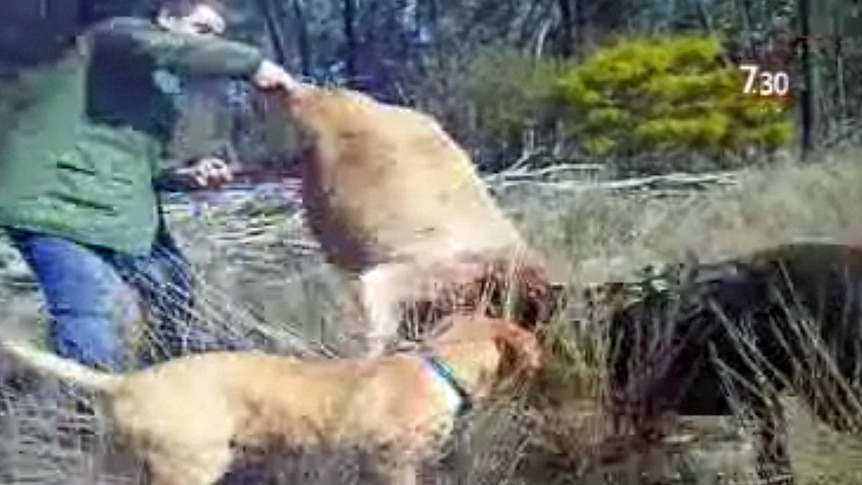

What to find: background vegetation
left=4, top=0, right=854, bottom=175
left=166, top=0, right=859, bottom=175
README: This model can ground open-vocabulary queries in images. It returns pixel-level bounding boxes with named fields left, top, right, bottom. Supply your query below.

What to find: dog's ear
left=492, top=320, right=541, bottom=379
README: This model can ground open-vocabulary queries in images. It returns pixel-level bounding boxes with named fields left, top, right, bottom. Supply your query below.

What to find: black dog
left=595, top=242, right=862, bottom=484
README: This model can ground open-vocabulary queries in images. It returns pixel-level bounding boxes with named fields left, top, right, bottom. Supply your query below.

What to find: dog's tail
left=1, top=340, right=122, bottom=394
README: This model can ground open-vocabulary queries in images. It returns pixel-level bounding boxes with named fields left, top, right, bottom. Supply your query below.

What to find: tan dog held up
left=280, top=86, right=564, bottom=353
left=1, top=315, right=541, bottom=485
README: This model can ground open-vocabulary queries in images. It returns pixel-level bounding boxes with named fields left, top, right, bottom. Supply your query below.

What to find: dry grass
left=2, top=152, right=862, bottom=483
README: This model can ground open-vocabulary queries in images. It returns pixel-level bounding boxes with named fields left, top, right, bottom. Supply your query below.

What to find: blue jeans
left=5, top=226, right=211, bottom=370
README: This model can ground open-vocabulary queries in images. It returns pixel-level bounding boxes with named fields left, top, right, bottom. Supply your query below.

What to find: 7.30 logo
left=739, top=64, right=790, bottom=98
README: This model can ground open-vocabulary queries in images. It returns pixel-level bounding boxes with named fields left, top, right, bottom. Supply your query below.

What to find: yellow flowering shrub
left=555, top=35, right=793, bottom=165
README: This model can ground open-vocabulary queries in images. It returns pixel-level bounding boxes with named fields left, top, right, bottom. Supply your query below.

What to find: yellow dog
left=275, top=86, right=564, bottom=354
left=1, top=315, right=541, bottom=485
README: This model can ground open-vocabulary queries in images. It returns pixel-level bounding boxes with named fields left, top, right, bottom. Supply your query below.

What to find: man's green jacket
left=0, top=17, right=264, bottom=254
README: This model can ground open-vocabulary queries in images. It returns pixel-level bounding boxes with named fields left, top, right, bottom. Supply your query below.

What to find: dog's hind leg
left=144, top=446, right=233, bottom=485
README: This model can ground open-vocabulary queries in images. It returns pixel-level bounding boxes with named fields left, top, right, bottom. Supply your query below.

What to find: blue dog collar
left=421, top=354, right=473, bottom=416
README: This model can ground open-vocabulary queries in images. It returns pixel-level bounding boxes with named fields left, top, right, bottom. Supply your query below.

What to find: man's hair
left=147, top=0, right=226, bottom=18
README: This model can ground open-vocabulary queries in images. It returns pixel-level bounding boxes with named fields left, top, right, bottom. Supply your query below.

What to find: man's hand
left=253, top=60, right=301, bottom=91
left=174, top=156, right=233, bottom=189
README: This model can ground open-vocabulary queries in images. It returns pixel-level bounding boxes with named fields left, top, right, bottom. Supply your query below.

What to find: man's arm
left=87, top=17, right=264, bottom=79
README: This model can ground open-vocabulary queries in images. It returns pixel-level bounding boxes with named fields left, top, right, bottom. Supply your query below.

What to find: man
left=0, top=0, right=303, bottom=371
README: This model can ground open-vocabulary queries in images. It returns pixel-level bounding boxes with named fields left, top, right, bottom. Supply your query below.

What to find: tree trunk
left=343, top=0, right=359, bottom=86
left=692, top=0, right=715, bottom=37
left=558, top=0, right=574, bottom=58
left=573, top=0, right=586, bottom=59
left=736, top=0, right=754, bottom=58
left=832, top=9, right=847, bottom=129
left=798, top=0, right=817, bottom=159
left=257, top=0, right=288, bottom=64
left=289, top=0, right=312, bottom=77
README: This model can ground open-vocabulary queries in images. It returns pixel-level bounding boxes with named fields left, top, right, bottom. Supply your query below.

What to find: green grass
left=3, top=152, right=862, bottom=483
